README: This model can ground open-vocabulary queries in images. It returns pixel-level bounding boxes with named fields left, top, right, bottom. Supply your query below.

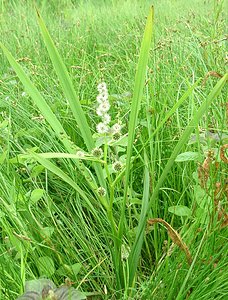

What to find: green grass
left=0, top=0, right=227, bottom=299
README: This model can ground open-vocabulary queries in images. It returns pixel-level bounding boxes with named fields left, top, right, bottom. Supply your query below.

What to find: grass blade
left=128, top=151, right=150, bottom=287
left=28, top=152, right=96, bottom=210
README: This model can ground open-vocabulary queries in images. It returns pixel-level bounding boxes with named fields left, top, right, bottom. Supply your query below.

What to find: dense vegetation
left=0, top=0, right=227, bottom=299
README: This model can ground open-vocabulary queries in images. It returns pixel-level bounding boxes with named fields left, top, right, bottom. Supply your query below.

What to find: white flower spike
left=96, top=122, right=109, bottom=134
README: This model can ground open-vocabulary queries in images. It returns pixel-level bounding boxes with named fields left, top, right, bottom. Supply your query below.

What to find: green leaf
left=168, top=205, right=192, bottom=216
left=71, top=263, right=82, bottom=277
left=0, top=150, right=8, bottom=164
left=195, top=207, right=210, bottom=225
left=30, top=189, right=44, bottom=205
left=175, top=151, right=200, bottom=162
left=110, top=135, right=128, bottom=147
left=118, top=7, right=154, bottom=288
left=54, top=286, right=86, bottom=300
left=28, top=152, right=107, bottom=210
left=16, top=278, right=86, bottom=300
left=194, top=185, right=212, bottom=210
left=30, top=165, right=45, bottom=177
left=56, top=263, right=81, bottom=278
left=128, top=152, right=150, bottom=285
left=37, top=256, right=55, bottom=277
left=35, top=10, right=105, bottom=188
left=42, top=227, right=54, bottom=238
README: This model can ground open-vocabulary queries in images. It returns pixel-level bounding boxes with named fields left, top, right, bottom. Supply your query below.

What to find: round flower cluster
left=112, top=161, right=123, bottom=172
left=96, top=82, right=111, bottom=134
left=91, top=147, right=103, bottom=158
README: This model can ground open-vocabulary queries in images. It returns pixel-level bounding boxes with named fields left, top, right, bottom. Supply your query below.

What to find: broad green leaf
left=37, top=256, right=55, bottom=276
left=30, top=189, right=44, bottom=205
left=110, top=135, right=128, bottom=147
left=42, top=227, right=54, bottom=238
left=30, top=165, right=45, bottom=177
left=56, top=263, right=81, bottom=277
left=71, top=263, right=82, bottom=277
left=175, top=151, right=200, bottom=162
left=195, top=207, right=210, bottom=225
left=168, top=205, right=192, bottom=217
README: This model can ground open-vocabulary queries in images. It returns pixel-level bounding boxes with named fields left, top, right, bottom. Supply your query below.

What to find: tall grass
left=0, top=0, right=227, bottom=299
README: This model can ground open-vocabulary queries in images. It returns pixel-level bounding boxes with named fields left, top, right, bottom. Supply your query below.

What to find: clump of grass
left=0, top=1, right=227, bottom=299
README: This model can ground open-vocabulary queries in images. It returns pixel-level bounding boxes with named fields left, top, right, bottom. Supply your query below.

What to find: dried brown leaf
left=147, top=218, right=192, bottom=265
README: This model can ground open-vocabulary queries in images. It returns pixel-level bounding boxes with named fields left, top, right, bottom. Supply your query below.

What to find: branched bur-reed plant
left=1, top=5, right=227, bottom=299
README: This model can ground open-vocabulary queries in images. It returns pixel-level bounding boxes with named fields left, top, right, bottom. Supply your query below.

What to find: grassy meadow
left=0, top=0, right=227, bottom=299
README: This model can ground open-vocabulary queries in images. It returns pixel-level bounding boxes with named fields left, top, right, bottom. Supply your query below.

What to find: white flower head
left=102, top=113, right=111, bottom=124
left=96, top=93, right=108, bottom=103
left=121, top=244, right=130, bottom=260
left=22, top=92, right=26, bottom=97
left=112, top=123, right=121, bottom=133
left=98, top=101, right=110, bottom=113
left=96, top=122, right=109, bottom=134
left=96, top=107, right=104, bottom=116
left=97, top=82, right=107, bottom=93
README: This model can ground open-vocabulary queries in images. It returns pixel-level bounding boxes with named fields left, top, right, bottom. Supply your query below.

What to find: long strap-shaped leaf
left=113, top=7, right=154, bottom=290
left=36, top=10, right=105, bottom=188
left=36, top=10, right=93, bottom=152
left=28, top=152, right=97, bottom=211
left=127, top=152, right=150, bottom=287
left=118, top=6, right=154, bottom=238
